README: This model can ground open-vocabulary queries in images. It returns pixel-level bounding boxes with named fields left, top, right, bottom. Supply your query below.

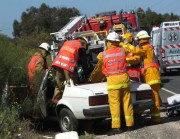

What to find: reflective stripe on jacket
left=132, top=43, right=161, bottom=85
left=102, top=47, right=127, bottom=76
left=108, top=81, right=130, bottom=90
left=141, top=62, right=159, bottom=74
left=52, top=40, right=83, bottom=72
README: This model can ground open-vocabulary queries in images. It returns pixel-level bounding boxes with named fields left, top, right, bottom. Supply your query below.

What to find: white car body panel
left=57, top=80, right=152, bottom=119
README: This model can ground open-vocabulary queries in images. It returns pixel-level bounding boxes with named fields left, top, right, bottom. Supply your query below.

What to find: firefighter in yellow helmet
left=100, top=31, right=134, bottom=136
left=112, top=23, right=126, bottom=37
left=113, top=25, right=141, bottom=81
left=132, top=30, right=161, bottom=124
left=123, top=32, right=141, bottom=81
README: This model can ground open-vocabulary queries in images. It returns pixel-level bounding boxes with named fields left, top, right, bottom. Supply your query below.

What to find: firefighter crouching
left=51, top=37, right=89, bottom=104
left=99, top=31, right=134, bottom=136
left=132, top=30, right=161, bottom=124
left=122, top=32, right=141, bottom=81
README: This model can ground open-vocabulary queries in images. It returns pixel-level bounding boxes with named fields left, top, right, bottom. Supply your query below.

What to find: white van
left=151, top=21, right=180, bottom=73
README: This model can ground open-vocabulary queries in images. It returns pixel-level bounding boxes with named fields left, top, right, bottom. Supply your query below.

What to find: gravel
left=94, top=112, right=180, bottom=139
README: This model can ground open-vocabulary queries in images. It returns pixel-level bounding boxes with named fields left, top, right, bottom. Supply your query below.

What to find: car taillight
left=89, top=95, right=108, bottom=106
left=135, top=90, right=152, bottom=100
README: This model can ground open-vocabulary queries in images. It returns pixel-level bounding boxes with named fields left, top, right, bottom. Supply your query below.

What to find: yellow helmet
left=112, top=23, right=126, bottom=34
left=123, top=32, right=133, bottom=43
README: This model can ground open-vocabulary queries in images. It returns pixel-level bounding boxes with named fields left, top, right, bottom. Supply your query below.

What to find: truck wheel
left=58, top=108, right=78, bottom=132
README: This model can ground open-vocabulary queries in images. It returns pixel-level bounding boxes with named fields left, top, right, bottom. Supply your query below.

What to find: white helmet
left=106, top=31, right=120, bottom=42
left=135, top=30, right=150, bottom=40
left=39, top=42, right=50, bottom=51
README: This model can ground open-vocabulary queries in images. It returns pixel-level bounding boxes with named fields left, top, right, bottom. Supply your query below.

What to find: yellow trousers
left=108, top=87, right=134, bottom=128
left=150, top=84, right=161, bottom=122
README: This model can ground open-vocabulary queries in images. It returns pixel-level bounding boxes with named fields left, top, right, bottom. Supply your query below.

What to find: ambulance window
left=164, top=23, right=169, bottom=26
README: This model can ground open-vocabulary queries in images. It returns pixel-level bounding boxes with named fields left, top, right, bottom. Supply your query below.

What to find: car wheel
left=58, top=108, right=78, bottom=132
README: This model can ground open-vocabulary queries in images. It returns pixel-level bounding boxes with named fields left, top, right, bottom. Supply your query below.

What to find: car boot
left=107, top=128, right=123, bottom=136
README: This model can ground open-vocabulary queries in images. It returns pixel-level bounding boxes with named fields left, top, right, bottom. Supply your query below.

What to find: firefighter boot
left=107, top=128, right=123, bottom=136
left=126, top=126, right=135, bottom=131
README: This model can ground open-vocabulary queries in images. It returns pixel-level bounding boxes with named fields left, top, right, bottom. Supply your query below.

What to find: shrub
left=0, top=104, right=37, bottom=139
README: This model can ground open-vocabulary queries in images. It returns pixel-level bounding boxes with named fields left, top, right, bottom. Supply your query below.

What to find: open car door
left=37, top=70, right=49, bottom=117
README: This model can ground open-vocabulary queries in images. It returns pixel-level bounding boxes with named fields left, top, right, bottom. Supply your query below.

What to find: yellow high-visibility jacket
left=122, top=43, right=140, bottom=65
left=132, top=43, right=161, bottom=85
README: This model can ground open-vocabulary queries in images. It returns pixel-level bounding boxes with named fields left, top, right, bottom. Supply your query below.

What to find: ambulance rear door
left=162, top=22, right=180, bottom=70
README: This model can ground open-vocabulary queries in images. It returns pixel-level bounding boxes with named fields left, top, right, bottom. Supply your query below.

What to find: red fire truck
left=81, top=10, right=139, bottom=33
left=50, top=10, right=140, bottom=42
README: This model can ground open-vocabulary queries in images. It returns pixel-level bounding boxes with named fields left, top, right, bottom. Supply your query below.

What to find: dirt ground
left=35, top=107, right=180, bottom=139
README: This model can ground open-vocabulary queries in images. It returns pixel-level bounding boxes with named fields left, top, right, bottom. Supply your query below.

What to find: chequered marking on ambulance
left=164, top=44, right=180, bottom=49
left=164, top=27, right=180, bottom=31
left=166, top=60, right=180, bottom=64
left=163, top=43, right=180, bottom=64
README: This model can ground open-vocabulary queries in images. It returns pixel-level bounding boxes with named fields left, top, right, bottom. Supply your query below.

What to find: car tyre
left=58, top=108, right=78, bottom=132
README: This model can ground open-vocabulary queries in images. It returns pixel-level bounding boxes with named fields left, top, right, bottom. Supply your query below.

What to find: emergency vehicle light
left=131, top=10, right=135, bottom=14
left=160, top=21, right=180, bottom=27
left=89, top=95, right=108, bottom=106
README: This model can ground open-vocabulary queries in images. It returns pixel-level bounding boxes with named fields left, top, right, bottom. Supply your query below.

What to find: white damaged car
left=37, top=71, right=153, bottom=132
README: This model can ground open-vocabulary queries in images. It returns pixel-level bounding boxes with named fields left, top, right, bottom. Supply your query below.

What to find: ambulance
left=151, top=21, right=180, bottom=73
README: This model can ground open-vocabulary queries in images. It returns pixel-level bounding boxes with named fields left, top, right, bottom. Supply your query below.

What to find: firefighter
left=133, top=30, right=161, bottom=124
left=28, top=42, right=50, bottom=93
left=51, top=37, right=89, bottom=104
left=113, top=23, right=141, bottom=81
left=28, top=42, right=50, bottom=119
left=123, top=32, right=141, bottom=81
left=100, top=31, right=134, bottom=136
left=112, top=23, right=126, bottom=37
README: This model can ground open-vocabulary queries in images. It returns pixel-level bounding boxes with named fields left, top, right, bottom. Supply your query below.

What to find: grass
left=0, top=103, right=36, bottom=139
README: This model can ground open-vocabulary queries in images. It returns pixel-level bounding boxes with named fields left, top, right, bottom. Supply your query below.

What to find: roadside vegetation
left=0, top=35, right=39, bottom=138
left=0, top=3, right=179, bottom=139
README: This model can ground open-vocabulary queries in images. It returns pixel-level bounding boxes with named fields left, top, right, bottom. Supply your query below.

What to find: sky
left=0, top=0, right=179, bottom=38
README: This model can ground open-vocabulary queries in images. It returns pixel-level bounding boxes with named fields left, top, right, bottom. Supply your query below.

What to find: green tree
left=13, top=3, right=80, bottom=38
left=137, top=7, right=180, bottom=33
